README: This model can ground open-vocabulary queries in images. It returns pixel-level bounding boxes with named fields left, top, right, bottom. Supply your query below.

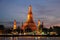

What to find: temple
left=21, top=5, right=37, bottom=32
left=13, top=19, right=17, bottom=30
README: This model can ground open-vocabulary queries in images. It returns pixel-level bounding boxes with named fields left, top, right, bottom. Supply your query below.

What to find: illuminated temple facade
left=21, top=5, right=37, bottom=32
left=13, top=20, right=17, bottom=30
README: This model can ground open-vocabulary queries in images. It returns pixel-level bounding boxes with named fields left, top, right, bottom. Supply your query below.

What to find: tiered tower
left=37, top=20, right=41, bottom=34
left=21, top=5, right=37, bottom=32
left=38, top=20, right=41, bottom=28
left=13, top=20, right=17, bottom=30
left=37, top=20, right=43, bottom=34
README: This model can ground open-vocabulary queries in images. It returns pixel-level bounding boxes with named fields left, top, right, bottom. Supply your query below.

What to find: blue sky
left=0, top=0, right=60, bottom=28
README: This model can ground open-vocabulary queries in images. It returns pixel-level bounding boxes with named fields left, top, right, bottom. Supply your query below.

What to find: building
left=37, top=20, right=44, bottom=35
left=13, top=19, right=17, bottom=30
left=12, top=20, right=18, bottom=34
left=21, top=5, right=37, bottom=32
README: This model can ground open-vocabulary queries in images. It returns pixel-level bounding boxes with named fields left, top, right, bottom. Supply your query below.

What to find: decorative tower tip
left=28, top=5, right=32, bottom=12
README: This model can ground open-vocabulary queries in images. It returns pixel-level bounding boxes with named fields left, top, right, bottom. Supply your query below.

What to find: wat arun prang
left=21, top=5, right=37, bottom=32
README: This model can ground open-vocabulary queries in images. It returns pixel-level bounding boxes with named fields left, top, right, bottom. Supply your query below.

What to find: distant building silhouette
left=0, top=25, right=4, bottom=34
left=53, top=26, right=60, bottom=35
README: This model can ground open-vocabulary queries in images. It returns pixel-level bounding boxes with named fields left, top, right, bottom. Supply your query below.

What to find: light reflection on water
left=0, top=37, right=60, bottom=40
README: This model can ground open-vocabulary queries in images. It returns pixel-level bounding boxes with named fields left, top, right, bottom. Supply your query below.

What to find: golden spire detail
left=13, top=19, right=17, bottom=30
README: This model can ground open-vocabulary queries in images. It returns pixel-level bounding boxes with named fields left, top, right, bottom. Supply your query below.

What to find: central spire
left=21, top=5, right=37, bottom=32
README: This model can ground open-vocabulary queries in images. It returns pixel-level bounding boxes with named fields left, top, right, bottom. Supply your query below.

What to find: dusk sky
left=0, top=0, right=60, bottom=28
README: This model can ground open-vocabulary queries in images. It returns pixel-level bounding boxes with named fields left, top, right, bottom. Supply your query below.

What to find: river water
left=0, top=37, right=60, bottom=40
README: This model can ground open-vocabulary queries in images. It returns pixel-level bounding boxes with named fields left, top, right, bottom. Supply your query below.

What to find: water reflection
left=0, top=37, right=60, bottom=40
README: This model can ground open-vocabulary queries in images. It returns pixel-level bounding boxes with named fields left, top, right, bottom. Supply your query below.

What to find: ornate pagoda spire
left=13, top=19, right=17, bottom=30
left=21, top=5, right=37, bottom=32
left=38, top=20, right=41, bottom=27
